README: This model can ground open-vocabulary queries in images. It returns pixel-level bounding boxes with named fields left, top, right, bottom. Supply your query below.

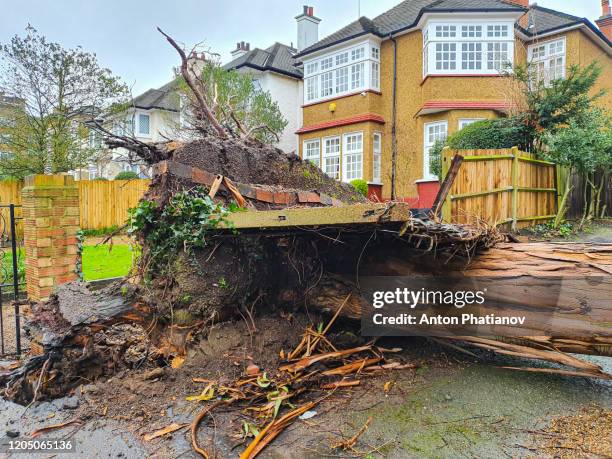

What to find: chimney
left=505, top=0, right=529, bottom=7
left=231, top=41, right=250, bottom=59
left=295, top=5, right=321, bottom=52
left=596, top=0, right=612, bottom=41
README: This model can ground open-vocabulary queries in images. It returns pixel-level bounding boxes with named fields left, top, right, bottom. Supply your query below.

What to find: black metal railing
left=0, top=204, right=25, bottom=357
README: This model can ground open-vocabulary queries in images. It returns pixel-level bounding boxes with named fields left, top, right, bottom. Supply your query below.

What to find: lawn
left=81, top=244, right=134, bottom=280
left=2, top=243, right=134, bottom=284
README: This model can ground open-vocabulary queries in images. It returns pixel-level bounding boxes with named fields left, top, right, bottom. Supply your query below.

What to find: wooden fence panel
left=0, top=181, right=23, bottom=236
left=442, top=148, right=558, bottom=229
left=0, top=179, right=150, bottom=234
left=77, top=179, right=150, bottom=230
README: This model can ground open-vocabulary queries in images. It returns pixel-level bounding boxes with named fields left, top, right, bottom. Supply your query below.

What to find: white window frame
left=302, top=39, right=380, bottom=104
left=323, top=136, right=341, bottom=180
left=372, top=132, right=382, bottom=184
left=527, top=37, right=566, bottom=87
left=137, top=113, right=151, bottom=137
left=423, top=121, right=448, bottom=180
left=458, top=118, right=485, bottom=130
left=342, top=131, right=363, bottom=182
left=306, top=76, right=318, bottom=102
left=303, top=139, right=321, bottom=168
left=423, top=19, right=515, bottom=77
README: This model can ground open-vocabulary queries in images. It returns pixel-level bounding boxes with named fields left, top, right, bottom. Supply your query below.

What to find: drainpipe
left=390, top=33, right=398, bottom=200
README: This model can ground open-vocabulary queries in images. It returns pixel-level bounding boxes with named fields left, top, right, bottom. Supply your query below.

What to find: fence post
left=441, top=147, right=452, bottom=222
left=555, top=165, right=565, bottom=215
left=22, top=175, right=80, bottom=302
left=511, top=146, right=519, bottom=231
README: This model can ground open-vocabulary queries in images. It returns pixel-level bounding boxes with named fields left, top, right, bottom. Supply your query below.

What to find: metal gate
left=0, top=204, right=24, bottom=357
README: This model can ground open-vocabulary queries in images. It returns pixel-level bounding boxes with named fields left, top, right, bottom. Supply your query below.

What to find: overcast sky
left=0, top=1, right=603, bottom=96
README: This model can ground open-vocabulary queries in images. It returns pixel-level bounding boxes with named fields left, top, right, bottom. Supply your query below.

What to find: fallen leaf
left=384, top=381, right=393, bottom=393
left=186, top=383, right=215, bottom=402
left=143, top=423, right=188, bottom=442
left=279, top=349, right=285, bottom=359
left=171, top=356, right=185, bottom=369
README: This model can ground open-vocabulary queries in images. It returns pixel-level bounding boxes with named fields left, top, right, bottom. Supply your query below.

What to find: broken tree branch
left=157, top=27, right=227, bottom=138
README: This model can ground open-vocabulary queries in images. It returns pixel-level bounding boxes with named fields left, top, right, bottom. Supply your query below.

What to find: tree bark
left=304, top=242, right=612, bottom=356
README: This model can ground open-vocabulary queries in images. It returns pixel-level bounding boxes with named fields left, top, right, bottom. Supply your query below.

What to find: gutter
left=390, top=33, right=398, bottom=201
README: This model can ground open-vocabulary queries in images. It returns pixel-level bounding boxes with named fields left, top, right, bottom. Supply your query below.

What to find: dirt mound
left=170, top=136, right=366, bottom=204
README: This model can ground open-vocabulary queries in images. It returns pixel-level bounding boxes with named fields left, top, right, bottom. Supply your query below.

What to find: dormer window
left=303, top=40, right=380, bottom=104
left=423, top=20, right=514, bottom=77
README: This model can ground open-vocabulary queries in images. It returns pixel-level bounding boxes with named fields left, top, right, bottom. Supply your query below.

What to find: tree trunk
left=305, top=242, right=612, bottom=356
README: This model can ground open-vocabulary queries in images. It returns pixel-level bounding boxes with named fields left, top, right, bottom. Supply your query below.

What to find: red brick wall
left=23, top=175, right=80, bottom=301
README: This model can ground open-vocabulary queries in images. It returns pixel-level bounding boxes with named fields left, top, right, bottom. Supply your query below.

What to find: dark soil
left=62, top=311, right=431, bottom=458
left=170, top=136, right=365, bottom=204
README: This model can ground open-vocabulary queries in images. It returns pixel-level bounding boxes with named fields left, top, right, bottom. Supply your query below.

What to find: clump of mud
left=171, top=136, right=365, bottom=203
left=144, top=136, right=366, bottom=210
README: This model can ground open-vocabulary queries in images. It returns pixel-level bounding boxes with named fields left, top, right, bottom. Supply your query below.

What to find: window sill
left=420, top=74, right=503, bottom=86
left=302, top=89, right=382, bottom=108
left=415, top=178, right=440, bottom=183
left=367, top=181, right=383, bottom=186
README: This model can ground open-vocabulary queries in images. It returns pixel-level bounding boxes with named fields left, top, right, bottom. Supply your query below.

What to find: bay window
left=423, top=20, right=514, bottom=77
left=302, top=40, right=380, bottom=104
left=323, top=137, right=341, bottom=179
left=528, top=37, right=566, bottom=87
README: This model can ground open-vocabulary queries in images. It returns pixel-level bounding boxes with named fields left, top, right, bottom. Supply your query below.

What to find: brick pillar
left=22, top=175, right=80, bottom=301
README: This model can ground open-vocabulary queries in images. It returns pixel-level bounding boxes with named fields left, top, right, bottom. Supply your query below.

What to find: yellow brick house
left=294, top=0, right=612, bottom=206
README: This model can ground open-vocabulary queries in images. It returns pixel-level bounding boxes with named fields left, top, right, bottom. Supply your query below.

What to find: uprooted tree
left=2, top=29, right=611, bottom=412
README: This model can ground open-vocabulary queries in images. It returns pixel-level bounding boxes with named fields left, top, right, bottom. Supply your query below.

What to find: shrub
left=428, top=140, right=445, bottom=179
left=93, top=177, right=108, bottom=181
left=350, top=179, right=368, bottom=196
left=115, top=171, right=139, bottom=180
left=446, top=118, right=529, bottom=150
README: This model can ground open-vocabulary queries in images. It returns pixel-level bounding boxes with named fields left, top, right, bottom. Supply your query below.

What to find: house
left=82, top=82, right=179, bottom=180
left=86, top=5, right=321, bottom=179
left=221, top=5, right=324, bottom=153
left=293, top=0, right=612, bottom=207
left=223, top=41, right=303, bottom=153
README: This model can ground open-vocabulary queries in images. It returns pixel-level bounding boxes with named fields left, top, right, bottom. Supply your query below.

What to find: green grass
left=81, top=244, right=134, bottom=280
left=2, top=244, right=134, bottom=285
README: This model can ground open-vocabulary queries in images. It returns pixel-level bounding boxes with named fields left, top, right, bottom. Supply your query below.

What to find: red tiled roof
left=417, top=100, right=511, bottom=116
left=296, top=113, right=385, bottom=134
